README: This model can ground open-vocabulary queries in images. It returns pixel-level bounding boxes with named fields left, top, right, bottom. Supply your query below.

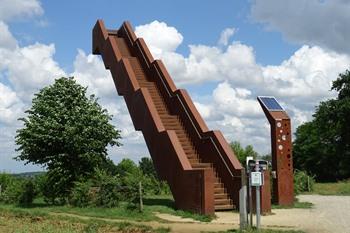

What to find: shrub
left=32, top=174, right=47, bottom=198
left=0, top=177, right=36, bottom=206
left=142, top=175, right=170, bottom=195
left=294, top=170, right=315, bottom=194
left=120, top=172, right=141, bottom=206
left=1, top=179, right=22, bottom=204
left=18, top=179, right=35, bottom=206
left=0, top=173, right=14, bottom=192
left=94, top=169, right=122, bottom=208
left=69, top=168, right=154, bottom=208
left=41, top=169, right=71, bottom=205
left=69, top=180, right=93, bottom=207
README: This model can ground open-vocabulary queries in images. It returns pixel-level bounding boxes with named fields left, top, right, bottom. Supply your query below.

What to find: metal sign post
left=254, top=161, right=262, bottom=229
left=248, top=175, right=253, bottom=227
left=239, top=168, right=248, bottom=230
left=247, top=158, right=266, bottom=230
left=246, top=157, right=253, bottom=227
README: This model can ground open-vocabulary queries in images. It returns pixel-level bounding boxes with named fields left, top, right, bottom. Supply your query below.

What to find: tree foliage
left=139, top=157, right=157, bottom=178
left=0, top=174, right=36, bottom=206
left=69, top=159, right=170, bottom=208
left=294, top=170, right=315, bottom=194
left=115, top=159, right=140, bottom=177
left=230, top=141, right=258, bottom=165
left=15, top=77, right=121, bottom=201
left=294, top=70, right=350, bottom=181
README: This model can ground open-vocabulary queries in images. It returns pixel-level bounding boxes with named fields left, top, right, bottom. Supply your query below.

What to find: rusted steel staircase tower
left=92, top=20, right=243, bottom=214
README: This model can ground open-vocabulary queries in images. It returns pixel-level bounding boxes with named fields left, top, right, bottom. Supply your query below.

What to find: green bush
left=32, top=174, right=47, bottom=198
left=1, top=179, right=22, bottom=204
left=94, top=169, right=122, bottom=208
left=41, top=168, right=72, bottom=205
left=69, top=180, right=94, bottom=207
left=120, top=172, right=142, bottom=207
left=0, top=175, right=36, bottom=206
left=142, top=175, right=170, bottom=195
left=294, top=170, right=315, bottom=194
left=18, top=179, right=35, bottom=206
left=69, top=167, right=155, bottom=208
left=0, top=173, right=14, bottom=192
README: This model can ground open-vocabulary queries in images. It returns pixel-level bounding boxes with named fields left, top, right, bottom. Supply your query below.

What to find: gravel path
left=156, top=195, right=350, bottom=233
left=296, top=195, right=350, bottom=233
left=51, top=195, right=350, bottom=233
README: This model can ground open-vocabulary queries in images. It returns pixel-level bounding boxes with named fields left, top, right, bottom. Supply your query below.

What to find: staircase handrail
left=121, top=22, right=242, bottom=177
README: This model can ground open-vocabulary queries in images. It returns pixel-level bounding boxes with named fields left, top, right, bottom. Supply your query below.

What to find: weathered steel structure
left=257, top=96, right=294, bottom=205
left=92, top=20, right=246, bottom=214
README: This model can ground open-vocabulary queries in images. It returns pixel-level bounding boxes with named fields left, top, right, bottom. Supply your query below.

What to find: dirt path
left=51, top=195, right=350, bottom=233
left=51, top=212, right=238, bottom=233
left=296, top=195, right=350, bottom=233
left=211, top=195, right=350, bottom=233
left=160, top=195, right=350, bottom=233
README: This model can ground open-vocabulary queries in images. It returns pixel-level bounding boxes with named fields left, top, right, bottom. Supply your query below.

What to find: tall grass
left=313, top=180, right=350, bottom=195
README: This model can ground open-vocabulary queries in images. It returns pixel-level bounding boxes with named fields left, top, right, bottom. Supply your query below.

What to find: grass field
left=0, top=195, right=212, bottom=223
left=0, top=206, right=306, bottom=233
left=0, top=209, right=170, bottom=233
left=312, top=181, right=350, bottom=195
left=0, top=194, right=309, bottom=233
left=0, top=208, right=306, bottom=233
left=0, top=195, right=180, bottom=232
left=271, top=198, right=313, bottom=209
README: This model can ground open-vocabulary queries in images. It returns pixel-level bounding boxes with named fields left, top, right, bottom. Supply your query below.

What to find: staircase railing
left=121, top=21, right=242, bottom=177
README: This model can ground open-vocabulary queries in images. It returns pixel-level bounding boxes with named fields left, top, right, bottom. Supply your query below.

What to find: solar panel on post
left=258, top=97, right=284, bottom=111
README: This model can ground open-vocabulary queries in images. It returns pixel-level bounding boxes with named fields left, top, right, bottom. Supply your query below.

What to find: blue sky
left=10, top=1, right=297, bottom=68
left=1, top=0, right=349, bottom=173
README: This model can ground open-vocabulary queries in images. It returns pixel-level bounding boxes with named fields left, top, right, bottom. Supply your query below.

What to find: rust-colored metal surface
left=261, top=171, right=272, bottom=213
left=258, top=97, right=294, bottom=206
left=92, top=20, right=243, bottom=214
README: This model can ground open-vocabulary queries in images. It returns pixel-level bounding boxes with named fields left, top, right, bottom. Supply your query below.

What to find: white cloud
left=0, top=83, right=18, bottom=108
left=6, top=43, right=66, bottom=99
left=261, top=45, right=350, bottom=107
left=72, top=49, right=115, bottom=98
left=0, top=21, right=17, bottom=49
left=194, top=101, right=211, bottom=120
left=250, top=0, right=350, bottom=55
left=160, top=42, right=262, bottom=86
left=218, top=28, right=236, bottom=46
left=0, top=83, right=24, bottom=125
left=0, top=0, right=43, bottom=22
left=135, top=20, right=183, bottom=58
left=213, top=82, right=261, bottom=117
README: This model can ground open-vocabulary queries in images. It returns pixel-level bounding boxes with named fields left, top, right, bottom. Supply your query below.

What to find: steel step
left=215, top=204, right=235, bottom=211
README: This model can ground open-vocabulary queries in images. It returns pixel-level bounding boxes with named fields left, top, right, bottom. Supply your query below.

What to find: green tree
left=15, top=77, right=121, bottom=202
left=139, top=157, right=157, bottom=178
left=245, top=145, right=259, bottom=159
left=294, top=70, right=350, bottom=181
left=138, top=157, right=170, bottom=195
left=115, top=158, right=140, bottom=177
left=230, top=141, right=258, bottom=165
left=259, top=153, right=272, bottom=163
